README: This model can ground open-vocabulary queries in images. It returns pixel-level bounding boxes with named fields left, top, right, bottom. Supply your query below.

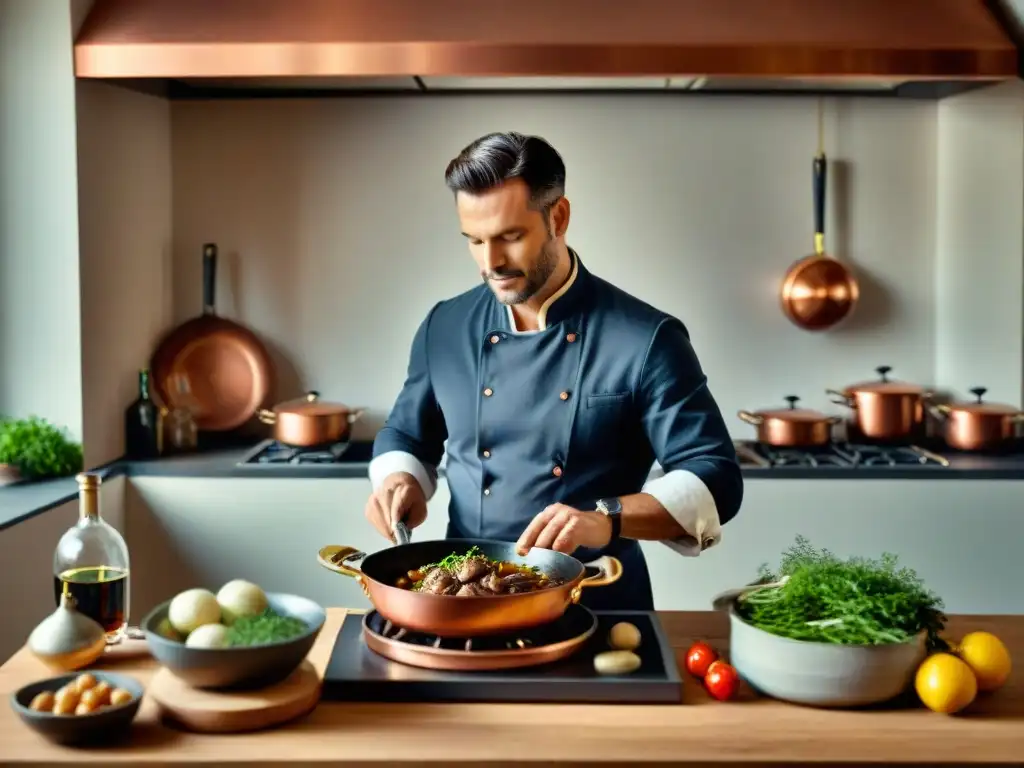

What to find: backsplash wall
left=170, top=95, right=939, bottom=438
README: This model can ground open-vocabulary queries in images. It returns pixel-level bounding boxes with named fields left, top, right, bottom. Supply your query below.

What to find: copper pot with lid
left=928, top=387, right=1024, bottom=451
left=737, top=396, right=842, bottom=447
left=826, top=366, right=932, bottom=440
left=258, top=391, right=364, bottom=447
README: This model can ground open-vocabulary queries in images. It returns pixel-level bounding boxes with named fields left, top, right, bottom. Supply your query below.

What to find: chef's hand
left=515, top=503, right=612, bottom=555
left=364, top=472, right=427, bottom=544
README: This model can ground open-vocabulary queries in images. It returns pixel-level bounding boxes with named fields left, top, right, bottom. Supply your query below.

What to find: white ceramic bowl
left=728, top=606, right=927, bottom=707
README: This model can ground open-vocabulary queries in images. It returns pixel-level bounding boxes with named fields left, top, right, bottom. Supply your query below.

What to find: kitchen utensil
left=780, top=100, right=859, bottom=331
left=728, top=605, right=927, bottom=708
left=10, top=671, right=143, bottom=745
left=141, top=592, right=326, bottom=690
left=150, top=243, right=275, bottom=432
left=737, top=396, right=841, bottom=446
left=710, top=575, right=790, bottom=611
left=928, top=387, right=1024, bottom=451
left=317, top=540, right=623, bottom=638
left=361, top=604, right=599, bottom=671
left=258, top=391, right=364, bottom=447
left=148, top=660, right=321, bottom=733
left=827, top=366, right=932, bottom=440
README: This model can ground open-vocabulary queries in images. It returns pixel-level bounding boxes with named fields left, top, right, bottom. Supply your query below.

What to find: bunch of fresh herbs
left=0, top=416, right=83, bottom=481
left=226, top=609, right=308, bottom=647
left=736, top=536, right=948, bottom=651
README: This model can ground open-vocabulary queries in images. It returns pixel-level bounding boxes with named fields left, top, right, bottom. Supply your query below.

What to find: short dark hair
left=444, top=132, right=566, bottom=212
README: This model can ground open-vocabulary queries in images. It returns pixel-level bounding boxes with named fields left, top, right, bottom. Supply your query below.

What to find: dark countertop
left=4, top=439, right=1024, bottom=534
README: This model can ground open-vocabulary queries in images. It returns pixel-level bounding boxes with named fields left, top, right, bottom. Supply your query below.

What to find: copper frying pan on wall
left=150, top=244, right=275, bottom=431
left=780, top=100, right=860, bottom=331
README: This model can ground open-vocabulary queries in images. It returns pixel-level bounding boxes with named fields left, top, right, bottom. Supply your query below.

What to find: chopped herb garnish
left=226, top=609, right=308, bottom=647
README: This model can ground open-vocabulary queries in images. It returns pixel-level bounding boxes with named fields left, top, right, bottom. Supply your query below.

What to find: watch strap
left=596, top=498, right=622, bottom=540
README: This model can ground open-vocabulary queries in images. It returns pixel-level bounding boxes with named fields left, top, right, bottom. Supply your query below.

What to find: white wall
left=0, top=0, right=83, bottom=435
left=170, top=96, right=940, bottom=433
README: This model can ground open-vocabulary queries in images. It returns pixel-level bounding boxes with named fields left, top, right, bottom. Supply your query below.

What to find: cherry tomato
left=684, top=641, right=719, bottom=678
left=704, top=660, right=740, bottom=701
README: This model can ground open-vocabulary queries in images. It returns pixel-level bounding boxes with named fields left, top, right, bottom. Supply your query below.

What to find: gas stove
left=734, top=440, right=950, bottom=469
left=322, top=608, right=682, bottom=704
left=235, top=439, right=373, bottom=468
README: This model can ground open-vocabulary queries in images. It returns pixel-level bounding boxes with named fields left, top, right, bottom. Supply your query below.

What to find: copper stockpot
left=316, top=539, right=623, bottom=638
left=737, top=396, right=842, bottom=447
left=928, top=387, right=1024, bottom=451
left=826, top=366, right=932, bottom=440
left=258, top=391, right=364, bottom=447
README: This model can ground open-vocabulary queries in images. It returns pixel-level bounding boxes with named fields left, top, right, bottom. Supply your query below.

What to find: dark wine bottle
left=124, top=368, right=162, bottom=459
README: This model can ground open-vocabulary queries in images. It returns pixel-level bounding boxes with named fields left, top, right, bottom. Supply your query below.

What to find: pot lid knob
left=305, top=391, right=320, bottom=403
left=875, top=365, right=892, bottom=381
left=784, top=395, right=800, bottom=409
left=969, top=386, right=987, bottom=403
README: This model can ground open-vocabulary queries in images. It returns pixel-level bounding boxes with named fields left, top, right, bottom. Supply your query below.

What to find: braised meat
left=395, top=546, right=566, bottom=596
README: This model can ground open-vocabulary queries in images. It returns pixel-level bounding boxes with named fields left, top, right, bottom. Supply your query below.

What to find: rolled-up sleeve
left=370, top=306, right=448, bottom=500
left=637, top=318, right=744, bottom=555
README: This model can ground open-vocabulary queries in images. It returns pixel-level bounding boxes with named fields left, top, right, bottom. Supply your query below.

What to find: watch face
left=599, top=498, right=622, bottom=515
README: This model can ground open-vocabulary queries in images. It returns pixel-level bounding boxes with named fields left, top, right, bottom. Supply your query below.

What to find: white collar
left=505, top=252, right=580, bottom=334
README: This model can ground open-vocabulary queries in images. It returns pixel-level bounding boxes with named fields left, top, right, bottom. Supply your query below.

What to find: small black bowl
left=11, top=671, right=143, bottom=746
left=142, top=592, right=326, bottom=690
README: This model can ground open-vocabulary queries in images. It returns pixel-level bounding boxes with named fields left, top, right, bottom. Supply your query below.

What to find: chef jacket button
left=566, top=332, right=577, bottom=343
left=483, top=487, right=491, bottom=496
left=559, top=390, right=570, bottom=401
left=490, top=334, right=500, bottom=344
left=552, top=465, right=563, bottom=478
left=482, top=449, right=491, bottom=458
left=483, top=387, right=494, bottom=397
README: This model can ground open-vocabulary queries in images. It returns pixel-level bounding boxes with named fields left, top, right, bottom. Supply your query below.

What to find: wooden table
left=1, top=610, right=1022, bottom=767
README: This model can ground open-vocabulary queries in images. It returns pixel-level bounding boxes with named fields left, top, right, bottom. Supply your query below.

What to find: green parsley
left=736, top=536, right=948, bottom=651
left=226, top=609, right=308, bottom=647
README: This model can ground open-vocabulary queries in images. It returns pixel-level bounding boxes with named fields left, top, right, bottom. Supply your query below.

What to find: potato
left=109, top=688, right=134, bottom=707
left=28, top=691, right=55, bottom=712
left=608, top=622, right=642, bottom=651
left=90, top=681, right=112, bottom=706
left=594, top=650, right=642, bottom=676
left=75, top=700, right=99, bottom=715
left=53, top=686, right=80, bottom=715
left=73, top=673, right=97, bottom=693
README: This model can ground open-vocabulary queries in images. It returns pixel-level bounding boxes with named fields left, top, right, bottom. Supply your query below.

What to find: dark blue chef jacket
left=372, top=251, right=743, bottom=611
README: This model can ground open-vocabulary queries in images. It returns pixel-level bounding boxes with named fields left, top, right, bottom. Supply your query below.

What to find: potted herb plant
left=0, top=416, right=84, bottom=486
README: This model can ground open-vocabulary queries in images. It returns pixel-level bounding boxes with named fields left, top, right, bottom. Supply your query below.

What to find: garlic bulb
left=28, top=593, right=107, bottom=671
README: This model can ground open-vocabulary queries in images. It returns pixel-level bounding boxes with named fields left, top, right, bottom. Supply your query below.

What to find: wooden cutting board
left=147, top=660, right=322, bottom=733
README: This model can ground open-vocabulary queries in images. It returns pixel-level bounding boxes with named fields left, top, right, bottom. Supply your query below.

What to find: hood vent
left=74, top=0, right=1020, bottom=99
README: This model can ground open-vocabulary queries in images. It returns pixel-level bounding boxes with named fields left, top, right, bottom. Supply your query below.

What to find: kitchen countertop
left=1, top=609, right=1022, bottom=766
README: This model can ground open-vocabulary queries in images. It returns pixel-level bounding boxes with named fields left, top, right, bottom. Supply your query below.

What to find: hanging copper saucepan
left=827, top=366, right=933, bottom=440
left=317, top=532, right=623, bottom=638
left=258, top=391, right=364, bottom=447
left=737, top=396, right=842, bottom=447
left=780, top=100, right=860, bottom=331
left=927, top=387, right=1024, bottom=452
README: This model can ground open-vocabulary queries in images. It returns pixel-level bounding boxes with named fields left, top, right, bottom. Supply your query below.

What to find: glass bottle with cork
left=52, top=472, right=131, bottom=644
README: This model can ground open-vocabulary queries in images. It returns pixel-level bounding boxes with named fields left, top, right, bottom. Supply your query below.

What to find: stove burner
left=735, top=440, right=949, bottom=469
left=240, top=439, right=351, bottom=465
left=362, top=605, right=598, bottom=671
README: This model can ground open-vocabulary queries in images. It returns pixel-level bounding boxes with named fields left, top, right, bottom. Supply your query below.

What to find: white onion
left=216, top=579, right=268, bottom=626
left=168, top=588, right=221, bottom=635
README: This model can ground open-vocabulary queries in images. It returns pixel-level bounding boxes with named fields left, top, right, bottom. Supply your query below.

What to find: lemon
left=915, top=653, right=978, bottom=714
left=957, top=631, right=1012, bottom=692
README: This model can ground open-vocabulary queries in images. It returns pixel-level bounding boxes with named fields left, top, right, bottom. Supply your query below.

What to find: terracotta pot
left=928, top=387, right=1024, bottom=451
left=0, top=463, right=22, bottom=486
left=737, top=396, right=841, bottom=447
left=258, top=391, right=363, bottom=447
left=827, top=366, right=932, bottom=440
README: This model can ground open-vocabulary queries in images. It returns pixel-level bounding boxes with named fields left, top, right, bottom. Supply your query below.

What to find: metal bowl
left=142, top=591, right=326, bottom=690
left=10, top=671, right=143, bottom=745
left=728, top=605, right=927, bottom=708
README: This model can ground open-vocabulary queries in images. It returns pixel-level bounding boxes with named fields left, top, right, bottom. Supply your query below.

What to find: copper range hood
left=74, top=0, right=1021, bottom=98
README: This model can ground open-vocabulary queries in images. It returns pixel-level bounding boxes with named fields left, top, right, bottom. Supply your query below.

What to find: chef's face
left=456, top=179, right=570, bottom=305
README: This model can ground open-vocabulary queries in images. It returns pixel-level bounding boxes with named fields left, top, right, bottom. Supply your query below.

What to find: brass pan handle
left=570, top=556, right=623, bottom=604
left=317, top=545, right=367, bottom=579
left=737, top=410, right=763, bottom=425
left=825, top=389, right=854, bottom=408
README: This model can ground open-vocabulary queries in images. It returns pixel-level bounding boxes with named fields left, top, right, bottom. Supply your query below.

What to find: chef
left=364, top=131, right=743, bottom=611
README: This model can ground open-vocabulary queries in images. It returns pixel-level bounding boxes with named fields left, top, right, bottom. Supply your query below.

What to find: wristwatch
left=595, top=497, right=622, bottom=542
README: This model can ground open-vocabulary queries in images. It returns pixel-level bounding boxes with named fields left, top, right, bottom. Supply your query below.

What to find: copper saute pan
left=826, top=366, right=932, bottom=440
left=738, top=395, right=842, bottom=447
left=258, top=391, right=364, bottom=447
left=928, top=387, right=1024, bottom=452
left=317, top=527, right=623, bottom=638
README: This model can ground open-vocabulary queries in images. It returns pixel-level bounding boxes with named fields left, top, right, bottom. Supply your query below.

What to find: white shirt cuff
left=368, top=451, right=438, bottom=501
left=641, top=469, right=723, bottom=557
